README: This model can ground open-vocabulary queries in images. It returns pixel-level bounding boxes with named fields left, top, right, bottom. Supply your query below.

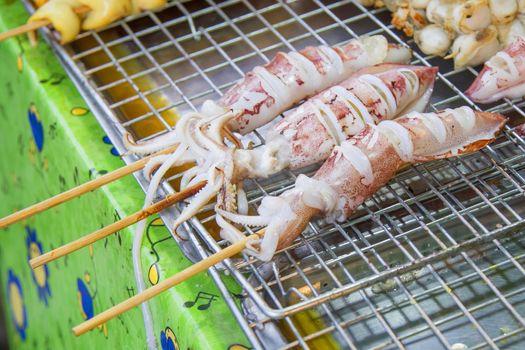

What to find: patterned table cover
left=0, top=2, right=250, bottom=349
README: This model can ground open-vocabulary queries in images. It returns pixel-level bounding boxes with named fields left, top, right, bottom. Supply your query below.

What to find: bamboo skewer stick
left=0, top=20, right=48, bottom=42
left=0, top=6, right=91, bottom=43
left=30, top=180, right=207, bottom=269
left=0, top=145, right=178, bottom=229
left=73, top=232, right=260, bottom=336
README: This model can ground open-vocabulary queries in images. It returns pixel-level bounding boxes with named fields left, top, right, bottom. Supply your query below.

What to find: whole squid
left=125, top=36, right=411, bottom=154
left=218, top=107, right=506, bottom=261
left=466, top=36, right=525, bottom=103
left=168, top=64, right=437, bottom=228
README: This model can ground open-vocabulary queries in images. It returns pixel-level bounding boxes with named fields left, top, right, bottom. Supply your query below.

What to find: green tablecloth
left=0, top=2, right=249, bottom=349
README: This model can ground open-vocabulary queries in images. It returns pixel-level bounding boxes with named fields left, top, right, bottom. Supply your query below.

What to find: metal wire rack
left=22, top=0, right=525, bottom=348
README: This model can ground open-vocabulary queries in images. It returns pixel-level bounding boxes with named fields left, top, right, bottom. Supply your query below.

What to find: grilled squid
left=392, top=5, right=427, bottom=36
left=449, top=25, right=501, bottom=68
left=426, top=0, right=492, bottom=35
left=489, top=0, right=519, bottom=24
left=497, top=14, right=525, bottom=47
left=414, top=24, right=454, bottom=56
left=466, top=36, right=525, bottom=103
left=380, top=0, right=429, bottom=36
left=203, top=37, right=411, bottom=135
left=217, top=107, right=506, bottom=261
left=79, top=0, right=132, bottom=30
left=28, top=0, right=168, bottom=44
left=125, top=36, right=412, bottom=154
left=29, top=0, right=82, bottom=44
left=169, top=64, right=437, bottom=229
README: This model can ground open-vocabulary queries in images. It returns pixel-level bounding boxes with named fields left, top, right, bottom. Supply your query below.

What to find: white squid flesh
left=426, top=0, right=492, bottom=35
left=497, top=14, right=525, bottom=48
left=450, top=25, right=501, bottom=68
left=489, top=0, right=519, bottom=24
left=414, top=24, right=454, bottom=56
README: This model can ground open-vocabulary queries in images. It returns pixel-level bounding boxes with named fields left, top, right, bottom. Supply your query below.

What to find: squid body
left=466, top=36, right=525, bottom=103
left=218, top=107, right=506, bottom=261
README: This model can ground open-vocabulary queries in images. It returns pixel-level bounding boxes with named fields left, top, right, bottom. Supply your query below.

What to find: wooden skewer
left=0, top=145, right=178, bottom=229
left=0, top=6, right=91, bottom=43
left=73, top=232, right=260, bottom=336
left=0, top=20, right=48, bottom=42
left=30, top=180, right=207, bottom=269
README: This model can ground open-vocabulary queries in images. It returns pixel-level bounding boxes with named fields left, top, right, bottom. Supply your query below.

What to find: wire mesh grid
left=22, top=0, right=525, bottom=348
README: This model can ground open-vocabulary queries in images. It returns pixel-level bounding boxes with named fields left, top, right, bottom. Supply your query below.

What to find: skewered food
left=490, top=0, right=519, bottom=24
left=125, top=35, right=412, bottom=154
left=28, top=0, right=167, bottom=44
left=497, top=14, right=525, bottom=48
left=414, top=24, right=453, bottom=56
left=426, top=0, right=492, bottom=34
left=392, top=4, right=427, bottom=36
left=466, top=36, right=525, bottom=103
left=360, top=0, right=525, bottom=68
left=449, top=25, right=501, bottom=69
left=156, top=64, right=437, bottom=228
left=217, top=107, right=506, bottom=261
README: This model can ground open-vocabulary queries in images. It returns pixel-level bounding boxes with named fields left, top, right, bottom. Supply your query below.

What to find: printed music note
left=48, top=122, right=58, bottom=140
left=183, top=291, right=219, bottom=311
left=58, top=175, right=67, bottom=191
left=73, top=166, right=80, bottom=186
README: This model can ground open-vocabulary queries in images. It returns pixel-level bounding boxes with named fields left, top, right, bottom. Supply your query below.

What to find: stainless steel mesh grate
left=23, top=0, right=525, bottom=348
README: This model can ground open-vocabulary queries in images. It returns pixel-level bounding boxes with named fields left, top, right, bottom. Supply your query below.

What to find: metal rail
left=21, top=0, right=525, bottom=348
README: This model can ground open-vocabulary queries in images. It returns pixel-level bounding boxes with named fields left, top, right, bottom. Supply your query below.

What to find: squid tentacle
left=123, top=130, right=179, bottom=156
left=143, top=154, right=170, bottom=180
left=216, top=208, right=272, bottom=227
left=180, top=165, right=204, bottom=190
left=172, top=166, right=226, bottom=230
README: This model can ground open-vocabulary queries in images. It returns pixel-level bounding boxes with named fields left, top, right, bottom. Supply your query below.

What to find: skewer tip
left=72, top=325, right=84, bottom=336
left=29, top=255, right=46, bottom=269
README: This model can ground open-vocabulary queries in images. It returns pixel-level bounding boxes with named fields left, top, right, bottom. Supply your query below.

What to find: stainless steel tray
left=22, top=0, right=525, bottom=348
